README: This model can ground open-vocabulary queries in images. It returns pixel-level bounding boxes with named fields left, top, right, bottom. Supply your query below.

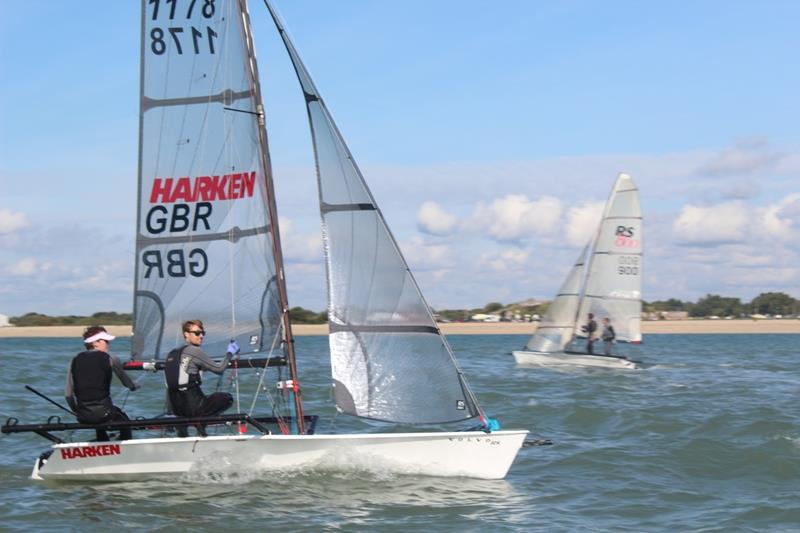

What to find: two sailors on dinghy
left=64, top=326, right=140, bottom=441
left=65, top=322, right=239, bottom=440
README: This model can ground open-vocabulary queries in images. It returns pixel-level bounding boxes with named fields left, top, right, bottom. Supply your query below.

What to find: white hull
left=32, top=430, right=528, bottom=481
left=512, top=350, right=639, bottom=369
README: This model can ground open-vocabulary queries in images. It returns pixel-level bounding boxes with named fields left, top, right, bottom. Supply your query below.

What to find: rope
left=246, top=324, right=290, bottom=435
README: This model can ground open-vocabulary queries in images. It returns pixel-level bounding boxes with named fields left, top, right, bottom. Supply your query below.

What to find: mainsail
left=133, top=0, right=289, bottom=363
left=265, top=2, right=482, bottom=425
left=576, top=173, right=643, bottom=343
left=524, top=245, right=588, bottom=353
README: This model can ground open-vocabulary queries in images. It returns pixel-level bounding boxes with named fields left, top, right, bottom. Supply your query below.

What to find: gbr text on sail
left=141, top=172, right=257, bottom=278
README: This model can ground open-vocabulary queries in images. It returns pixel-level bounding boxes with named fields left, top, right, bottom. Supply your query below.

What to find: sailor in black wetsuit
left=65, top=326, right=140, bottom=441
left=581, top=313, right=597, bottom=354
left=164, top=319, right=237, bottom=436
left=601, top=317, right=616, bottom=355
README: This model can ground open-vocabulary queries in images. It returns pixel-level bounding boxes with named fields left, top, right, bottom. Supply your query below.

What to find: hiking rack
left=2, top=413, right=319, bottom=443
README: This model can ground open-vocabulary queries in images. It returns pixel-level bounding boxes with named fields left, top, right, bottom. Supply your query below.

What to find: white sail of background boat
left=513, top=173, right=643, bottom=369
left=2, top=0, right=526, bottom=481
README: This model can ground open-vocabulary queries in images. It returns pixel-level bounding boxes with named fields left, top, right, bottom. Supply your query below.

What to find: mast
left=131, top=1, right=147, bottom=360
left=239, top=0, right=305, bottom=434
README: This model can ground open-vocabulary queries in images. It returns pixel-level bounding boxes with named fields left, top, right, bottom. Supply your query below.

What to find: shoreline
left=0, top=319, right=798, bottom=338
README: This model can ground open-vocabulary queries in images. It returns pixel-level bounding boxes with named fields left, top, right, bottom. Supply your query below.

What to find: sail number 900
left=617, top=255, right=639, bottom=276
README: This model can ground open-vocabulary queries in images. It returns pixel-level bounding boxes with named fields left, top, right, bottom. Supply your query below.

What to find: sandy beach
left=0, top=319, right=798, bottom=338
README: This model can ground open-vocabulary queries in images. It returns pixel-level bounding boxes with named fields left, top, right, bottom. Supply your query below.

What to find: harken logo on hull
left=60, top=444, right=121, bottom=460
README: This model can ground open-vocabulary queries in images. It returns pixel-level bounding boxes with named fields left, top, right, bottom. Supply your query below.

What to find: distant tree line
left=9, top=292, right=798, bottom=327
left=10, top=312, right=133, bottom=327
left=288, top=307, right=327, bottom=324
left=10, top=308, right=328, bottom=326
left=437, top=291, right=800, bottom=321
left=644, top=292, right=799, bottom=318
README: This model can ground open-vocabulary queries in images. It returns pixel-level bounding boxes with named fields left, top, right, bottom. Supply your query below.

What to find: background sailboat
left=4, top=0, right=526, bottom=480
left=513, top=173, right=643, bottom=369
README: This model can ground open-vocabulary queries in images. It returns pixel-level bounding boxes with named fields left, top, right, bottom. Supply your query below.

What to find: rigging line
left=113, top=372, right=149, bottom=408
left=232, top=359, right=241, bottom=416
left=223, top=106, right=261, bottom=116
left=246, top=325, right=283, bottom=421
left=327, top=413, right=339, bottom=433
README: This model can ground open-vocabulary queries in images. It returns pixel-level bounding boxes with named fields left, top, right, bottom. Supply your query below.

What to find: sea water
left=0, top=334, right=798, bottom=531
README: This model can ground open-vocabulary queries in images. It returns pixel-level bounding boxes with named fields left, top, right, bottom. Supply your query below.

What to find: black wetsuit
left=164, top=345, right=233, bottom=436
left=602, top=324, right=616, bottom=355
left=585, top=319, right=597, bottom=354
left=65, top=350, right=137, bottom=441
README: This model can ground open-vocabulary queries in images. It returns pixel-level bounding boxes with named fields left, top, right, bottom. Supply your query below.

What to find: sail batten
left=330, top=324, right=441, bottom=335
left=321, top=202, right=377, bottom=213
left=137, top=224, right=271, bottom=246
left=142, top=90, right=253, bottom=111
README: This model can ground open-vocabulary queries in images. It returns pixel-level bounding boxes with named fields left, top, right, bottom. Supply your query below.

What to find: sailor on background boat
left=65, top=326, right=140, bottom=441
left=164, top=320, right=237, bottom=436
left=581, top=313, right=597, bottom=354
left=601, top=317, right=616, bottom=355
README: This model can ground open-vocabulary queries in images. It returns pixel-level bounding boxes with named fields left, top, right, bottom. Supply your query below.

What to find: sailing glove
left=227, top=340, right=240, bottom=355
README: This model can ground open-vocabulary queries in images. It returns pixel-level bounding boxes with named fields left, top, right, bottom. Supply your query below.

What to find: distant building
left=470, top=313, right=501, bottom=322
left=0, top=314, right=11, bottom=327
left=645, top=311, right=689, bottom=321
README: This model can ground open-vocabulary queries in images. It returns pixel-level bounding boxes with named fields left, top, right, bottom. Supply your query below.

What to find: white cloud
left=417, top=201, right=458, bottom=236
left=698, top=137, right=782, bottom=176
left=8, top=258, right=38, bottom=276
left=278, top=216, right=322, bottom=262
left=481, top=248, right=531, bottom=272
left=0, top=209, right=28, bottom=235
left=758, top=193, right=800, bottom=240
left=467, top=194, right=562, bottom=242
left=401, top=236, right=453, bottom=270
left=673, top=201, right=748, bottom=244
left=565, top=201, right=604, bottom=246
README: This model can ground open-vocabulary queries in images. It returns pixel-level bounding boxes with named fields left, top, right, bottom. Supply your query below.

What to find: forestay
left=576, top=173, right=642, bottom=343
left=133, top=0, right=283, bottom=360
left=524, top=246, right=588, bottom=353
left=265, top=3, right=481, bottom=425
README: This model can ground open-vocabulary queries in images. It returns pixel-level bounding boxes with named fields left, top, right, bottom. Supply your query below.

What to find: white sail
left=265, top=3, right=482, bottom=425
left=132, top=0, right=287, bottom=361
left=524, top=245, right=588, bottom=353
left=576, top=173, right=643, bottom=343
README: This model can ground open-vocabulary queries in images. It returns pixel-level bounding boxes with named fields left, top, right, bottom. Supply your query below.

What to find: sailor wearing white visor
left=65, top=326, right=140, bottom=441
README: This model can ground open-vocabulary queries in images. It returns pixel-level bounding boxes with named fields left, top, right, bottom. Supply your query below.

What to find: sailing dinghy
left=513, top=173, right=643, bottom=369
left=2, top=0, right=527, bottom=481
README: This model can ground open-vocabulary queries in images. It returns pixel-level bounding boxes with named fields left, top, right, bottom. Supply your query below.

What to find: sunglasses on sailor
left=188, top=330, right=206, bottom=336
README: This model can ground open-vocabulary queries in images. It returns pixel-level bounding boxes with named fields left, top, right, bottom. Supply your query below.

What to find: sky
left=1, top=1, right=799, bottom=317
